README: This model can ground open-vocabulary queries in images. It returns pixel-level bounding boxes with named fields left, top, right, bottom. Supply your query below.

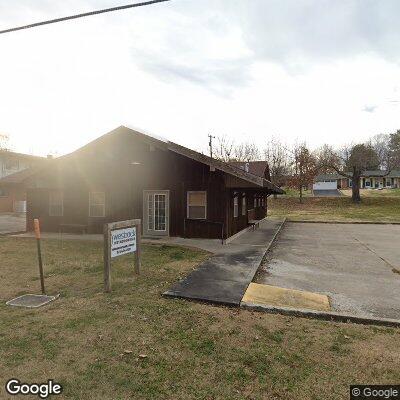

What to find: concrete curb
left=241, top=302, right=400, bottom=328
left=241, top=218, right=287, bottom=296
left=223, top=216, right=270, bottom=244
left=259, top=217, right=286, bottom=263
left=287, top=220, right=400, bottom=225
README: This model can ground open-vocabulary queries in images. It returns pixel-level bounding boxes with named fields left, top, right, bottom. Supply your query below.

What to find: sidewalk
left=164, top=218, right=285, bottom=306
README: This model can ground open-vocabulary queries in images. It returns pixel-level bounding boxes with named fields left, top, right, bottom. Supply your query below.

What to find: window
left=0, top=187, right=8, bottom=197
left=254, top=197, right=256, bottom=208
left=187, top=191, right=207, bottom=219
left=3, top=158, right=19, bottom=171
left=89, top=192, right=105, bottom=217
left=233, top=194, right=239, bottom=218
left=49, top=191, right=63, bottom=216
left=242, top=194, right=246, bottom=216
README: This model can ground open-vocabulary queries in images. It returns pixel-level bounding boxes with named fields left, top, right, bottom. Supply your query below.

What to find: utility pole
left=208, top=134, right=215, bottom=158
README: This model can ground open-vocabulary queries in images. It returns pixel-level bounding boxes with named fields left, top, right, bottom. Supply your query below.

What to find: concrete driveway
left=0, top=213, right=26, bottom=234
left=255, top=222, right=400, bottom=320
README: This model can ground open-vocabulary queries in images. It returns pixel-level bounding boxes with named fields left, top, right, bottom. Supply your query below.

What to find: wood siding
left=26, top=131, right=270, bottom=239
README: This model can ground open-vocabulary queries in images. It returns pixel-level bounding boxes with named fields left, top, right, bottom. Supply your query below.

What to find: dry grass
left=341, top=188, right=400, bottom=197
left=269, top=196, right=400, bottom=222
left=0, top=237, right=399, bottom=399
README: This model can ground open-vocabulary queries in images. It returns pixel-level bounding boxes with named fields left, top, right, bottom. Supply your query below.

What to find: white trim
left=89, top=191, right=106, bottom=217
left=186, top=190, right=207, bottom=220
left=233, top=195, right=239, bottom=218
left=143, top=190, right=170, bottom=236
left=242, top=193, right=246, bottom=216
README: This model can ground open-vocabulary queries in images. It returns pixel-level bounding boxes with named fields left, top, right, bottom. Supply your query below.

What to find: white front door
left=143, top=191, right=169, bottom=236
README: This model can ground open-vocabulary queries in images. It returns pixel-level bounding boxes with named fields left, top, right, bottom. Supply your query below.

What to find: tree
left=288, top=143, right=317, bottom=203
left=370, top=133, right=390, bottom=170
left=0, top=133, right=9, bottom=150
left=213, top=135, right=234, bottom=162
left=263, top=136, right=290, bottom=187
left=233, top=142, right=260, bottom=162
left=388, top=130, right=400, bottom=169
left=318, top=143, right=380, bottom=203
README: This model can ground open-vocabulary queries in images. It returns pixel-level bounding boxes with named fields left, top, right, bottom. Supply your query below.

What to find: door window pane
left=154, top=194, right=166, bottom=231
left=148, top=194, right=154, bottom=230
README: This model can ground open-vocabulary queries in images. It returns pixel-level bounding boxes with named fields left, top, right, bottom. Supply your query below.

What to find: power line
left=0, top=0, right=171, bottom=35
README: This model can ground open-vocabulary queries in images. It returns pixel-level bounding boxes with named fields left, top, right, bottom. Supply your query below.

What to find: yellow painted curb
left=242, top=283, right=330, bottom=311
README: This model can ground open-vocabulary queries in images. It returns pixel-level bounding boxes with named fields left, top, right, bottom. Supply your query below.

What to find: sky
left=1, top=0, right=400, bottom=157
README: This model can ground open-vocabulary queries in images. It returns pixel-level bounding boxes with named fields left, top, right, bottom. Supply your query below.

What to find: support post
left=134, top=222, right=141, bottom=275
left=104, top=224, right=111, bottom=293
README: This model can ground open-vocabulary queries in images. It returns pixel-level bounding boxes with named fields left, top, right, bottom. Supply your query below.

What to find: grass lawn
left=1, top=237, right=400, bottom=399
left=280, top=188, right=313, bottom=198
left=269, top=196, right=400, bottom=222
left=341, top=188, right=400, bottom=197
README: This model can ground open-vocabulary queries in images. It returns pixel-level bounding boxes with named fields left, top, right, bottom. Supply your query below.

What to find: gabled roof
left=0, top=163, right=48, bottom=184
left=119, top=126, right=283, bottom=193
left=387, top=170, right=400, bottom=178
left=315, top=170, right=400, bottom=182
left=0, top=149, right=45, bottom=161
left=0, top=126, right=284, bottom=194
left=228, top=161, right=270, bottom=179
left=315, top=173, right=345, bottom=181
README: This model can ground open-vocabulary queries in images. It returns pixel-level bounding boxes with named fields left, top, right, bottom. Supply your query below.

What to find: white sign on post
left=104, top=219, right=141, bottom=292
left=111, top=226, right=137, bottom=258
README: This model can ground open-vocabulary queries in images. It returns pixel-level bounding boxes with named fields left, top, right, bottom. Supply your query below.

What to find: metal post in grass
left=103, top=219, right=141, bottom=293
left=34, top=218, right=46, bottom=295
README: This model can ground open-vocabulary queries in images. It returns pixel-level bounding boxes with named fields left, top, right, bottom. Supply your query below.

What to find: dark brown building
left=24, top=126, right=283, bottom=239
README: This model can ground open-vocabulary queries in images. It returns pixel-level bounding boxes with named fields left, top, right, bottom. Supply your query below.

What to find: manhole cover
left=6, top=294, right=59, bottom=308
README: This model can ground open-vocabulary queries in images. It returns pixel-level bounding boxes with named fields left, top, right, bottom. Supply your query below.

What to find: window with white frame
left=89, top=192, right=105, bottom=217
left=0, top=187, right=9, bottom=197
left=49, top=191, right=63, bottom=216
left=3, top=158, right=19, bottom=171
left=187, top=191, right=207, bottom=219
left=233, top=194, right=239, bottom=218
left=242, top=194, right=246, bottom=216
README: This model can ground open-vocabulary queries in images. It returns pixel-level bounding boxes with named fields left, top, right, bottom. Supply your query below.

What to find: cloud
left=363, top=105, right=377, bottom=113
left=123, top=0, right=400, bottom=91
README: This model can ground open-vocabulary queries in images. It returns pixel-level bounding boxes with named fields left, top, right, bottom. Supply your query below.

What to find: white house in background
left=313, top=170, right=400, bottom=191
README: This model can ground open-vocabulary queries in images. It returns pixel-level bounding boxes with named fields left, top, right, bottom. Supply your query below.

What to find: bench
left=59, top=223, right=88, bottom=234
left=248, top=219, right=260, bottom=230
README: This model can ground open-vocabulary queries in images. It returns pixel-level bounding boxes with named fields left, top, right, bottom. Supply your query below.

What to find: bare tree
left=233, top=142, right=260, bottom=162
left=0, top=133, right=9, bottom=150
left=370, top=133, right=390, bottom=169
left=263, top=137, right=290, bottom=187
left=213, top=135, right=234, bottom=162
left=388, top=129, right=400, bottom=169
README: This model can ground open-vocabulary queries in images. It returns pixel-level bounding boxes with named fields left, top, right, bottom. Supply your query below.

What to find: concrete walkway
left=164, top=219, right=285, bottom=306
left=0, top=213, right=26, bottom=235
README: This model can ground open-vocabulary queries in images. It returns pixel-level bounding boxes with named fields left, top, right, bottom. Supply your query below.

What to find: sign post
left=103, top=219, right=141, bottom=293
left=34, top=218, right=46, bottom=295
